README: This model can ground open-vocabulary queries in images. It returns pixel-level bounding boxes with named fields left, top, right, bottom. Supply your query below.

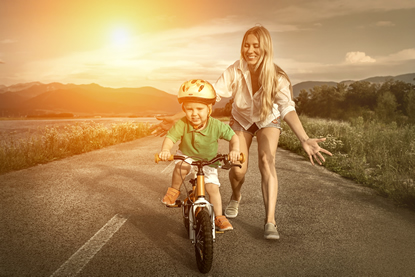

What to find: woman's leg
left=229, top=131, right=253, bottom=201
left=256, top=127, right=280, bottom=225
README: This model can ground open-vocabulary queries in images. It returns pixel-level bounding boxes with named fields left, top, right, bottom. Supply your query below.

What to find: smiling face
left=182, top=102, right=210, bottom=128
left=243, top=33, right=263, bottom=69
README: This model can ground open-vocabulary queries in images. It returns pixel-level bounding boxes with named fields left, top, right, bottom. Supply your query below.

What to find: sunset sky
left=1, top=0, right=414, bottom=93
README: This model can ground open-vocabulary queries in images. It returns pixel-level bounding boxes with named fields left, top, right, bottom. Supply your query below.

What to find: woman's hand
left=301, top=137, right=333, bottom=165
left=149, top=116, right=175, bottom=137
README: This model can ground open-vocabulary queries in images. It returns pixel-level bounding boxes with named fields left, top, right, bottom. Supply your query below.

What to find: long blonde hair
left=240, top=26, right=293, bottom=121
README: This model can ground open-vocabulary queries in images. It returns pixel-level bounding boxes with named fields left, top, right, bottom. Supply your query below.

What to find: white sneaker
left=264, top=223, right=280, bottom=240
left=224, top=195, right=241, bottom=218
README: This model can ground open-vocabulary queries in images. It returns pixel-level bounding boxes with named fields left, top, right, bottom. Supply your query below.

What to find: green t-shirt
left=166, top=116, right=235, bottom=162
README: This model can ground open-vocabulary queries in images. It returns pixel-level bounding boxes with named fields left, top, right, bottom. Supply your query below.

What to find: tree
left=405, top=89, right=415, bottom=124
left=379, top=80, right=413, bottom=116
left=375, top=91, right=398, bottom=123
left=345, top=81, right=378, bottom=111
left=294, top=89, right=310, bottom=115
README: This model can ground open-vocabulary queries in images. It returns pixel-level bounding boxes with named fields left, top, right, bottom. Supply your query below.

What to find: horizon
left=2, top=71, right=414, bottom=92
left=1, top=0, right=414, bottom=94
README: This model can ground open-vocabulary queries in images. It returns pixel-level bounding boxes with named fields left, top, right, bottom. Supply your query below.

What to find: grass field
left=279, top=116, right=415, bottom=210
left=1, top=115, right=414, bottom=210
left=0, top=121, right=151, bottom=175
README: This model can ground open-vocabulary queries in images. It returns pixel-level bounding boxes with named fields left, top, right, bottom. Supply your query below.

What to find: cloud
left=272, top=0, right=415, bottom=24
left=345, top=52, right=376, bottom=64
left=285, top=47, right=415, bottom=84
left=379, top=48, right=415, bottom=62
left=1, top=39, right=17, bottom=44
left=17, top=20, right=248, bottom=91
left=376, top=21, right=395, bottom=27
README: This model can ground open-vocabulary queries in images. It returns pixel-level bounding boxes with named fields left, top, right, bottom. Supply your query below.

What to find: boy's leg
left=171, top=162, right=191, bottom=190
left=206, top=183, right=222, bottom=216
left=162, top=162, right=191, bottom=205
left=206, top=182, right=233, bottom=231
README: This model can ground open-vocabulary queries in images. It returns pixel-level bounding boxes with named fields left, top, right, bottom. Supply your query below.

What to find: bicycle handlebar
left=155, top=152, right=245, bottom=165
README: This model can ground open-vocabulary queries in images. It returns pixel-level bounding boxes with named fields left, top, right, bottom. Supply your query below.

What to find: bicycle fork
left=183, top=174, right=216, bottom=243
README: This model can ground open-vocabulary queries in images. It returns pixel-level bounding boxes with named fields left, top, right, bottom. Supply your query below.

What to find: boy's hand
left=228, top=150, right=240, bottom=164
left=158, top=150, right=171, bottom=161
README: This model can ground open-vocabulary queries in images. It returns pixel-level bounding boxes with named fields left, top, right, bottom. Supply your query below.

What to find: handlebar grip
left=239, top=153, right=246, bottom=164
left=228, top=153, right=245, bottom=164
left=155, top=153, right=174, bottom=163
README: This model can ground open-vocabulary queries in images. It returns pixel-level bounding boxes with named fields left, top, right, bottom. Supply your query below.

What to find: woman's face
left=243, top=34, right=263, bottom=67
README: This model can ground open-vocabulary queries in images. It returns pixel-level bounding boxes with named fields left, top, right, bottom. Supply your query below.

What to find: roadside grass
left=279, top=115, right=415, bottom=210
left=3, top=115, right=414, bottom=210
left=0, top=121, right=151, bottom=175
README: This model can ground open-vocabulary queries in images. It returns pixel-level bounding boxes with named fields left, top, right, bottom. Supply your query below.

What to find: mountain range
left=1, top=72, right=414, bottom=117
left=0, top=83, right=183, bottom=117
left=292, top=73, right=415, bottom=97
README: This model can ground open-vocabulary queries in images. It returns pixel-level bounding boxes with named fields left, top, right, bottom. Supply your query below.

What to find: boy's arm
left=159, top=137, right=175, bottom=161
left=228, top=134, right=240, bottom=163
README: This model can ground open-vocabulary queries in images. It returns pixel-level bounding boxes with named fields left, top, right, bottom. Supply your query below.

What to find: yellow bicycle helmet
left=178, top=79, right=216, bottom=105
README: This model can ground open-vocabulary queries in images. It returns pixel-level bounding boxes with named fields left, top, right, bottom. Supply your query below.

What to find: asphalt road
left=1, top=135, right=415, bottom=276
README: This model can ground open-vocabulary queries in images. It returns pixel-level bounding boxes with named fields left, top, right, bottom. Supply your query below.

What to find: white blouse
left=214, top=60, right=296, bottom=129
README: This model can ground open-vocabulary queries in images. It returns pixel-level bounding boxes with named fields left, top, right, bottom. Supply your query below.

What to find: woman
left=151, top=25, right=332, bottom=240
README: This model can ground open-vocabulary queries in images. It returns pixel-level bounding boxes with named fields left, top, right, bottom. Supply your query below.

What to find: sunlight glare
left=111, top=28, right=129, bottom=47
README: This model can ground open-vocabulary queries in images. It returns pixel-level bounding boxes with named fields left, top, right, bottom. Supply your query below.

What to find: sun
left=111, top=28, right=129, bottom=47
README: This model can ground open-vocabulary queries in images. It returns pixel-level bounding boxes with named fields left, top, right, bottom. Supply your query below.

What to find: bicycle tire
left=194, top=208, right=214, bottom=273
left=183, top=202, right=190, bottom=235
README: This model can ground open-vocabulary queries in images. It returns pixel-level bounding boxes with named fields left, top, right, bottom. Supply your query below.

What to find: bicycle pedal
left=166, top=200, right=182, bottom=208
left=215, top=231, right=224, bottom=234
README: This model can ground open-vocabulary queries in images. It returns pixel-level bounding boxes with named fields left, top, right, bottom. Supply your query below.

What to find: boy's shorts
left=229, top=116, right=282, bottom=136
left=174, top=150, right=221, bottom=187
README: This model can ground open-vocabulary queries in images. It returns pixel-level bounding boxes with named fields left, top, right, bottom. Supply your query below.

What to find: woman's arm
left=283, top=111, right=332, bottom=165
left=150, top=111, right=185, bottom=137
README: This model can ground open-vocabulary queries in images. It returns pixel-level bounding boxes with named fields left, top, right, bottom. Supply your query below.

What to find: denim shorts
left=229, top=116, right=282, bottom=136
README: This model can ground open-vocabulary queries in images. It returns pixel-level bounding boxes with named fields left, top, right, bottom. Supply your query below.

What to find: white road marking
left=50, top=214, right=129, bottom=277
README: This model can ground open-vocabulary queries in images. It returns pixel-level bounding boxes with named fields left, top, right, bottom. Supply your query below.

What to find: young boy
left=158, top=79, right=240, bottom=231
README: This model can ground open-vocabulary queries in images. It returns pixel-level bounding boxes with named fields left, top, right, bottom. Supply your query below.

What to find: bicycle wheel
left=194, top=208, right=213, bottom=273
left=183, top=202, right=190, bottom=235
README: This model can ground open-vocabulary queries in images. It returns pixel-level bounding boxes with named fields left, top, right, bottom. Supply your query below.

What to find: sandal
left=161, top=187, right=180, bottom=206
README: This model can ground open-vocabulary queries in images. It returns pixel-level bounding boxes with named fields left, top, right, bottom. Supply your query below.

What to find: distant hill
left=292, top=73, right=415, bottom=97
left=292, top=81, right=338, bottom=97
left=1, top=72, right=413, bottom=116
left=0, top=83, right=182, bottom=117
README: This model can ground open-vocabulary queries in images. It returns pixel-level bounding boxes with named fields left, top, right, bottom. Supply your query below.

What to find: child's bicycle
left=155, top=153, right=245, bottom=273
